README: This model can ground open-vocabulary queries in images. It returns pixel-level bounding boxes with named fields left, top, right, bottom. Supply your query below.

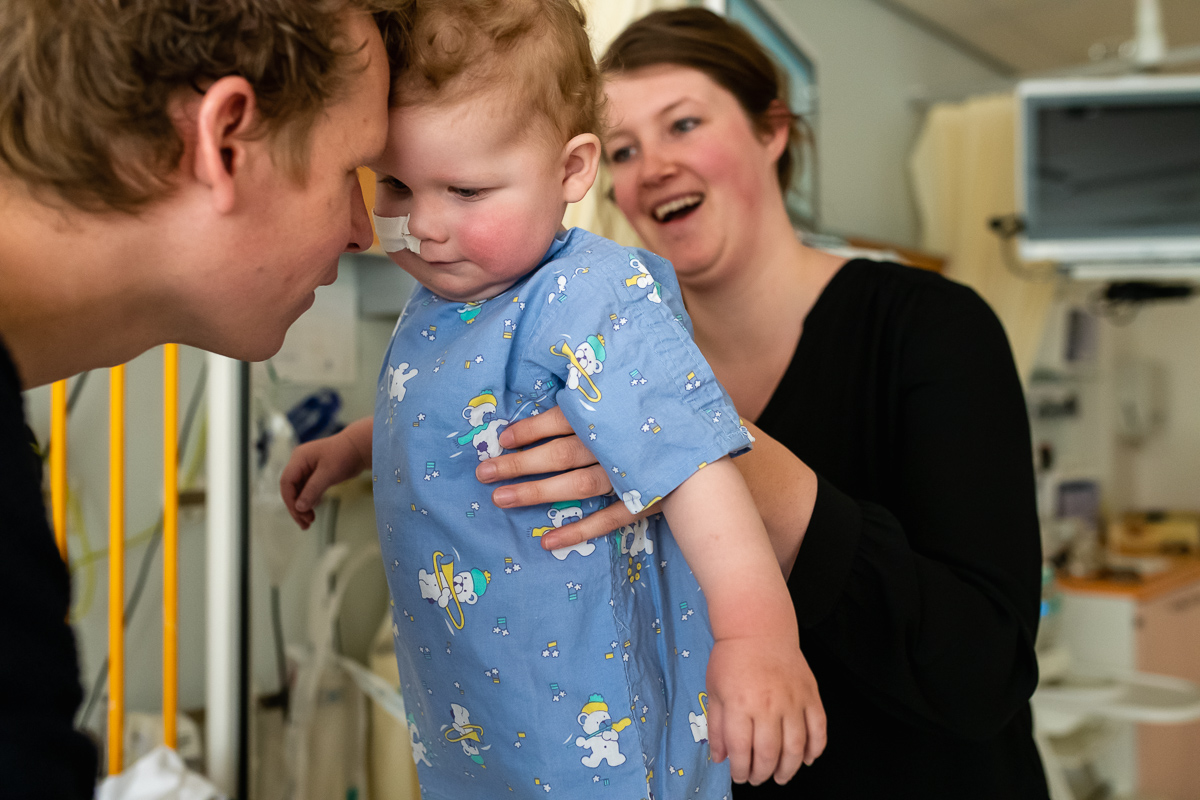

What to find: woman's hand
left=475, top=407, right=646, bottom=549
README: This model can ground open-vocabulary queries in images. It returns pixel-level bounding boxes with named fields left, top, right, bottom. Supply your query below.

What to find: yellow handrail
left=50, top=380, right=68, bottom=561
left=108, top=364, right=125, bottom=775
left=163, top=345, right=179, bottom=749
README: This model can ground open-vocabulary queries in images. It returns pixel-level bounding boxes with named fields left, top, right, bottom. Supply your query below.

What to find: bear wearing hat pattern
left=566, top=335, right=606, bottom=396
left=457, top=390, right=509, bottom=461
left=575, top=693, right=632, bottom=768
left=541, top=501, right=596, bottom=561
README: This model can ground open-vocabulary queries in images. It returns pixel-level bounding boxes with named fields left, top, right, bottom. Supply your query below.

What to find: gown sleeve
left=787, top=282, right=1043, bottom=741
left=515, top=246, right=752, bottom=514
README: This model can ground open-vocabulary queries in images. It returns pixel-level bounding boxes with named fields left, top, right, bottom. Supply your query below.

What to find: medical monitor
left=1017, top=76, right=1200, bottom=267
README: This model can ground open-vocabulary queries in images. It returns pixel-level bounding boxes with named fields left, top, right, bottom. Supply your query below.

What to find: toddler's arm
left=660, top=458, right=826, bottom=786
left=280, top=416, right=373, bottom=529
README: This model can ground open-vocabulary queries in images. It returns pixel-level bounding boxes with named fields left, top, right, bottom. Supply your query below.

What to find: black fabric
left=0, top=337, right=97, bottom=799
left=736, top=260, right=1049, bottom=799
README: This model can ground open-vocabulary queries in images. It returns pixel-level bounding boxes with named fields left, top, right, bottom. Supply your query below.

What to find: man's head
left=0, top=0, right=406, bottom=213
left=0, top=0, right=405, bottom=365
left=368, top=0, right=602, bottom=302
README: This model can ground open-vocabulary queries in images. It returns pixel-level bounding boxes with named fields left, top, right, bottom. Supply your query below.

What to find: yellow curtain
left=564, top=0, right=690, bottom=246
left=910, top=94, right=1056, bottom=384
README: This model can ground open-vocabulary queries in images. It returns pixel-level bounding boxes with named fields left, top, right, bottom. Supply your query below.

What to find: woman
left=475, top=8, right=1049, bottom=798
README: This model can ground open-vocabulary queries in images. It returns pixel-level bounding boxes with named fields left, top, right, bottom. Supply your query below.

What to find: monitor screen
left=1028, top=97, right=1200, bottom=243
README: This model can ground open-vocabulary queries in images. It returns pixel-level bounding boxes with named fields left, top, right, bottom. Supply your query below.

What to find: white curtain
left=910, top=93, right=1056, bottom=384
left=564, top=0, right=691, bottom=246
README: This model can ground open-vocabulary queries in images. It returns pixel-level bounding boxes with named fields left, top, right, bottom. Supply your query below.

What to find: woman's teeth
left=653, top=194, right=703, bottom=222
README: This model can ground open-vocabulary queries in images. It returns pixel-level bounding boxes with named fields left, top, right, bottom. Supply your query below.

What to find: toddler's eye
left=672, top=117, right=700, bottom=134
left=450, top=187, right=482, bottom=199
left=610, top=145, right=636, bottom=164
left=379, top=176, right=410, bottom=194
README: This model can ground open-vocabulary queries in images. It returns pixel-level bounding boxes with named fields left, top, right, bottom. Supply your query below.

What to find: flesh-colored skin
left=0, top=11, right=389, bottom=388
left=279, top=80, right=828, bottom=784
left=481, top=66, right=845, bottom=584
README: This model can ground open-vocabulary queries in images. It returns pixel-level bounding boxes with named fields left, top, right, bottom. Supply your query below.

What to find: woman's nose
left=638, top=143, right=677, bottom=186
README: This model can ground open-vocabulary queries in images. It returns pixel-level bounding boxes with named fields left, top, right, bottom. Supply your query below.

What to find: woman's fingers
left=477, top=433, right=599, bottom=485
left=540, top=501, right=640, bottom=549
left=496, top=405, right=573, bottom=449
left=489, top=464, right=614, bottom=513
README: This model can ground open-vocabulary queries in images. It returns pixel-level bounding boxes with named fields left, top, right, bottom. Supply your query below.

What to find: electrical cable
left=77, top=360, right=208, bottom=731
left=988, top=214, right=1060, bottom=283
left=269, top=586, right=290, bottom=720
left=67, top=371, right=90, bottom=416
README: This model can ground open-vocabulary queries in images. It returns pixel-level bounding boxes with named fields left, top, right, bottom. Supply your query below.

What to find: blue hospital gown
left=373, top=228, right=751, bottom=800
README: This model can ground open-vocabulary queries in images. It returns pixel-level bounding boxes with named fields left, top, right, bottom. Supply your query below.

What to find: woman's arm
left=783, top=284, right=1042, bottom=741
left=478, top=409, right=819, bottom=569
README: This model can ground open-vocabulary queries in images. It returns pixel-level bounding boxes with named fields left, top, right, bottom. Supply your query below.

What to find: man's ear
left=561, top=133, right=601, bottom=204
left=193, top=76, right=260, bottom=215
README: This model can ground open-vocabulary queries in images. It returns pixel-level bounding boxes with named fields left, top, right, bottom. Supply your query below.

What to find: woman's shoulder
left=822, top=258, right=1001, bottom=334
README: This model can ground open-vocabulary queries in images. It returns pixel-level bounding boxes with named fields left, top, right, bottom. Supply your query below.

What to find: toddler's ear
left=561, top=133, right=601, bottom=204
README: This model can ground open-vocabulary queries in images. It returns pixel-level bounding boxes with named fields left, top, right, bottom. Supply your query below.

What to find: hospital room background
left=22, top=1, right=1200, bottom=799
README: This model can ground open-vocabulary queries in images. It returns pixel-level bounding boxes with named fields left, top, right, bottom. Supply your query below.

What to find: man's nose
left=345, top=178, right=374, bottom=253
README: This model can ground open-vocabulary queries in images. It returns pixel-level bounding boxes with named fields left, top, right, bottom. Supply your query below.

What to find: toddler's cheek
left=463, top=216, right=544, bottom=275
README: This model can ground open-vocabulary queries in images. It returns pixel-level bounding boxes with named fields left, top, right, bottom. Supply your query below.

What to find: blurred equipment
left=1016, top=74, right=1200, bottom=280
left=1110, top=511, right=1200, bottom=556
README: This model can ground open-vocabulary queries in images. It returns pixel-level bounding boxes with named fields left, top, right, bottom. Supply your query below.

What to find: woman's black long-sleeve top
left=736, top=260, right=1049, bottom=799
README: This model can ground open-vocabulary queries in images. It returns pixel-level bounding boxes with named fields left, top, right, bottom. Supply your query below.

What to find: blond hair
left=0, top=0, right=410, bottom=213
left=391, top=0, right=602, bottom=145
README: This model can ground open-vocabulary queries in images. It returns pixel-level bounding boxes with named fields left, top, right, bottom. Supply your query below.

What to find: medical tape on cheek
left=371, top=212, right=422, bottom=255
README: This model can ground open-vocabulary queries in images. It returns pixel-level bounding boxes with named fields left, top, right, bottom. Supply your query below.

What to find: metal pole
left=205, top=354, right=247, bottom=795
left=108, top=365, right=126, bottom=774
left=50, top=380, right=68, bottom=561
left=163, top=344, right=179, bottom=748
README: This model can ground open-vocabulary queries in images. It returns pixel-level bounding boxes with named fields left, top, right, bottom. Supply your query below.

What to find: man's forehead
left=326, top=12, right=390, bottom=162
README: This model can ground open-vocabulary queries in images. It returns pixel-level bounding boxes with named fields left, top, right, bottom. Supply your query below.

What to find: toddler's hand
left=705, top=635, right=826, bottom=786
left=279, top=427, right=370, bottom=529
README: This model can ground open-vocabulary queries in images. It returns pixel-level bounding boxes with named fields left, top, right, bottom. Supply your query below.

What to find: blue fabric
left=373, top=228, right=750, bottom=800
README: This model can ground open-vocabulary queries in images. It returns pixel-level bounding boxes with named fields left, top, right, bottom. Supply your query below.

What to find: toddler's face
left=371, top=95, right=571, bottom=302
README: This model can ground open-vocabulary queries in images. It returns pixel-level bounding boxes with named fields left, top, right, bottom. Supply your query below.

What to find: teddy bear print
left=455, top=390, right=509, bottom=461
left=385, top=362, right=418, bottom=403
left=575, top=693, right=632, bottom=768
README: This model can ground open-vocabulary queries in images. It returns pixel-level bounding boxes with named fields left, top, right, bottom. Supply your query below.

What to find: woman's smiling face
left=604, top=64, right=788, bottom=288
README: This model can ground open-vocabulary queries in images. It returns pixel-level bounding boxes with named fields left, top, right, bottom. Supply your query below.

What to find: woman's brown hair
left=600, top=7, right=806, bottom=195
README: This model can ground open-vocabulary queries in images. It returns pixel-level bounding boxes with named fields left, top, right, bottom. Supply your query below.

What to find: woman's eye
left=672, top=117, right=700, bottom=134
left=610, top=145, right=636, bottom=164
left=450, top=187, right=482, bottom=199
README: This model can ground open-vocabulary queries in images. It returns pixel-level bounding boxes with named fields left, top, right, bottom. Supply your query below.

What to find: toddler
left=281, top=1, right=824, bottom=797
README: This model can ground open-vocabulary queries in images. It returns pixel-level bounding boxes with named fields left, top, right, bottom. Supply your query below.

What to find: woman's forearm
left=733, top=420, right=817, bottom=579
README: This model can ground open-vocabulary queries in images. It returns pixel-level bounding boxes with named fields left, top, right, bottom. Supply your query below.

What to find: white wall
left=1111, top=301, right=1200, bottom=511
left=772, top=0, right=1009, bottom=247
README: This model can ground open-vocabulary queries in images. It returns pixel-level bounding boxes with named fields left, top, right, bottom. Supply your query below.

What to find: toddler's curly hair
left=392, top=0, right=603, bottom=144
